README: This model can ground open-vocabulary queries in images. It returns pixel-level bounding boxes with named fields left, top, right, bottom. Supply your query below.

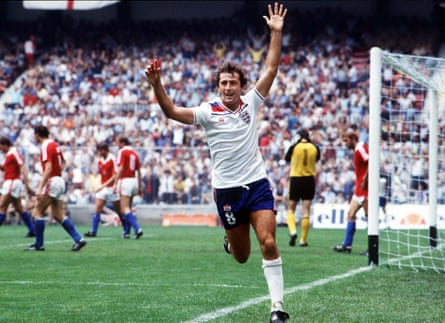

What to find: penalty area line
left=184, top=266, right=372, bottom=323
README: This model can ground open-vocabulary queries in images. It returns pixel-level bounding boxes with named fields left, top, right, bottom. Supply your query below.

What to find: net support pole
left=368, top=47, right=382, bottom=266
left=428, top=90, right=438, bottom=248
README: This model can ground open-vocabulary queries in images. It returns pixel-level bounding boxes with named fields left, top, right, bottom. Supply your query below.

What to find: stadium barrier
left=39, top=202, right=445, bottom=229
left=68, top=204, right=218, bottom=226
left=161, top=213, right=218, bottom=227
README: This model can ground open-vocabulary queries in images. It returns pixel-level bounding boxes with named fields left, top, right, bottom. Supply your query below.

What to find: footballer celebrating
left=145, top=3, right=289, bottom=322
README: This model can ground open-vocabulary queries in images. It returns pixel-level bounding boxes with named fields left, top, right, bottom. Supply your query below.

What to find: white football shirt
left=193, top=88, right=267, bottom=189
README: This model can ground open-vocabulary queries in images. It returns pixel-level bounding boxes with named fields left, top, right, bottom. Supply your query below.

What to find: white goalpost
left=369, top=47, right=445, bottom=272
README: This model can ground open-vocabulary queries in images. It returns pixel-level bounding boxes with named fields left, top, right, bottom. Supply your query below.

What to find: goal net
left=368, top=47, right=445, bottom=272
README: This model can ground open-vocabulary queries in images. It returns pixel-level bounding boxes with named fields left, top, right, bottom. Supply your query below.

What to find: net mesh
left=377, top=50, right=445, bottom=272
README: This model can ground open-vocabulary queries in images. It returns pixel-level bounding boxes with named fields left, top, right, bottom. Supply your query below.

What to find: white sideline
left=0, top=237, right=118, bottom=249
left=184, top=266, right=373, bottom=323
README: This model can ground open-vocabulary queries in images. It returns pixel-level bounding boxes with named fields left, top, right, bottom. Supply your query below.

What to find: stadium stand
left=0, top=4, right=443, bottom=213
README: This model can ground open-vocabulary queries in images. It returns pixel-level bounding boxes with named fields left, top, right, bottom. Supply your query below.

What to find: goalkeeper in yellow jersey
left=284, top=129, right=320, bottom=247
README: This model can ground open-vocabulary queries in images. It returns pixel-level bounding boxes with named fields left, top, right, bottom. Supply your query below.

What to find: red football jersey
left=2, top=148, right=23, bottom=180
left=116, top=146, right=140, bottom=178
left=354, top=142, right=369, bottom=197
left=98, top=154, right=117, bottom=187
left=40, top=140, right=64, bottom=177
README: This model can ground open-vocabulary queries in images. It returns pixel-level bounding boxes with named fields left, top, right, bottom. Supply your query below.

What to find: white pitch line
left=184, top=266, right=373, bottom=323
left=0, top=236, right=153, bottom=250
left=0, top=239, right=76, bottom=249
left=0, top=280, right=257, bottom=290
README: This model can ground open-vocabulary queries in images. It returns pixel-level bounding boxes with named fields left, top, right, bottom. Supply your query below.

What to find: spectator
left=159, top=169, right=176, bottom=204
left=24, top=35, right=36, bottom=68
left=142, top=165, right=160, bottom=204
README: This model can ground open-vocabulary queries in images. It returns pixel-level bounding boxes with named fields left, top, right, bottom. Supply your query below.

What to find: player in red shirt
left=25, top=125, right=86, bottom=251
left=0, top=136, right=35, bottom=237
left=85, top=142, right=125, bottom=237
left=113, top=136, right=143, bottom=239
left=333, top=130, right=369, bottom=253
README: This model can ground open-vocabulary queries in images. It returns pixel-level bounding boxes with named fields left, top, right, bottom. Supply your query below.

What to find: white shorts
left=96, top=186, right=119, bottom=202
left=43, top=176, right=66, bottom=200
left=352, top=194, right=367, bottom=206
left=117, top=177, right=138, bottom=197
left=1, top=179, right=23, bottom=199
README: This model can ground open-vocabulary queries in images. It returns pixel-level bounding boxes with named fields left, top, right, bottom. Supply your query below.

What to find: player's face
left=343, top=137, right=354, bottom=150
left=218, top=72, right=242, bottom=110
left=0, top=144, right=7, bottom=153
left=98, top=148, right=107, bottom=158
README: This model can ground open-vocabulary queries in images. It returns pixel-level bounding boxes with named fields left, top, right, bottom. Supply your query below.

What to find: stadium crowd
left=0, top=6, right=444, bottom=210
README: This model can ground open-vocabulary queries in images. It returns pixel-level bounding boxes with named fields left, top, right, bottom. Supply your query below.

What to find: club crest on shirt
left=239, top=110, right=251, bottom=124
left=223, top=204, right=231, bottom=212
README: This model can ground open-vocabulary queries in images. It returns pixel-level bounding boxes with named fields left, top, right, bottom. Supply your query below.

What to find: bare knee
left=231, top=245, right=250, bottom=263
left=233, top=253, right=249, bottom=264
left=347, top=211, right=357, bottom=222
left=260, top=236, right=278, bottom=258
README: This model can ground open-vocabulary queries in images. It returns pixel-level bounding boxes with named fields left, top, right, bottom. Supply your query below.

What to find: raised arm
left=144, top=59, right=195, bottom=125
left=255, top=2, right=287, bottom=98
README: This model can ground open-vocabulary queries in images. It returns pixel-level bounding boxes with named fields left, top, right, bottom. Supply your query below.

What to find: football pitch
left=1, top=224, right=444, bottom=323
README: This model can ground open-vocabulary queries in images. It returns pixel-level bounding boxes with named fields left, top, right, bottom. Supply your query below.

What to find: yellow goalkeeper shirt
left=289, top=141, right=320, bottom=177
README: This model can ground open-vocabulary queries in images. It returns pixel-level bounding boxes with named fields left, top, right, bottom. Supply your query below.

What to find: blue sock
left=119, top=215, right=128, bottom=234
left=91, top=214, right=101, bottom=233
left=35, top=219, right=45, bottom=247
left=125, top=212, right=140, bottom=233
left=20, top=211, right=35, bottom=234
left=61, top=217, right=82, bottom=243
left=0, top=213, right=5, bottom=225
left=343, top=221, right=356, bottom=247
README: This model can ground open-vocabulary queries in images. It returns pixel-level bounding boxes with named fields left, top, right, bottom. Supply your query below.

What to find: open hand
left=144, top=59, right=161, bottom=85
left=263, top=2, right=287, bottom=32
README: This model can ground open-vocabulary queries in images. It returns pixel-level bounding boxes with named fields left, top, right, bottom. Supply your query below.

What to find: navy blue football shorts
left=379, top=196, right=387, bottom=208
left=214, top=178, right=275, bottom=230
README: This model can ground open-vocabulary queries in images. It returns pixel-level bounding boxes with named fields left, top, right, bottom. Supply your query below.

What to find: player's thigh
left=33, top=196, right=52, bottom=218
left=250, top=209, right=279, bottom=259
left=0, top=194, right=12, bottom=211
left=250, top=209, right=277, bottom=241
left=348, top=198, right=362, bottom=220
left=301, top=199, right=312, bottom=215
left=287, top=199, right=297, bottom=212
left=95, top=198, right=106, bottom=213
left=11, top=197, right=24, bottom=214
left=226, top=222, right=251, bottom=249
left=50, top=200, right=65, bottom=222
left=119, top=195, right=132, bottom=213
left=112, top=200, right=121, bottom=215
left=226, top=222, right=251, bottom=262
left=362, top=198, right=369, bottom=218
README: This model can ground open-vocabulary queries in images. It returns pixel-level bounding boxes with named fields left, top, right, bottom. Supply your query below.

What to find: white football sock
left=262, top=257, right=284, bottom=312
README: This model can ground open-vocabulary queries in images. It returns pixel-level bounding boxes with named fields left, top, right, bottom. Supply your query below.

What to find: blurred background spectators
left=0, top=1, right=443, bottom=207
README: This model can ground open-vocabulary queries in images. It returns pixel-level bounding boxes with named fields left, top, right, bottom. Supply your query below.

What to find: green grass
left=1, top=224, right=444, bottom=323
